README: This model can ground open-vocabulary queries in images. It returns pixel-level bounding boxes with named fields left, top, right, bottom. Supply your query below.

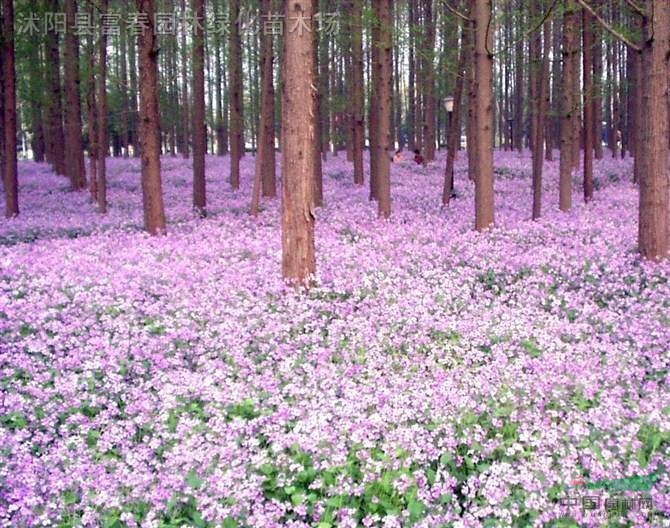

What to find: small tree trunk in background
left=373, top=0, right=392, bottom=218
left=87, top=14, right=98, bottom=203
left=282, top=0, right=317, bottom=286
left=465, top=14, right=477, bottom=182
left=442, top=16, right=467, bottom=206
left=229, top=0, right=244, bottom=190
left=119, top=3, right=130, bottom=157
left=137, top=0, right=167, bottom=235
left=351, top=0, right=365, bottom=185
left=192, top=0, right=206, bottom=213
left=97, top=0, right=109, bottom=214
left=64, top=0, right=87, bottom=190
left=638, top=0, right=669, bottom=260
left=582, top=7, right=594, bottom=203
left=473, top=0, right=495, bottom=230
left=559, top=0, right=577, bottom=212
left=529, top=0, right=545, bottom=220
left=2, top=0, right=18, bottom=217
left=27, top=3, right=45, bottom=164
left=45, top=0, right=66, bottom=176
left=407, top=0, right=416, bottom=151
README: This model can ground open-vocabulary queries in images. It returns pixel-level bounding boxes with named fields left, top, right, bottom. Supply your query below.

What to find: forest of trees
left=1, top=0, right=669, bottom=283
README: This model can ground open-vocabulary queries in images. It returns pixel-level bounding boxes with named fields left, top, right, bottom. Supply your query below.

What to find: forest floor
left=1, top=151, right=669, bottom=528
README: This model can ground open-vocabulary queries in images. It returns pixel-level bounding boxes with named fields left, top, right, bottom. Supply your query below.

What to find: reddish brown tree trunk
left=421, top=0, right=436, bottom=162
left=638, top=0, right=669, bottom=260
left=86, top=2, right=97, bottom=202
left=281, top=0, right=317, bottom=286
left=192, top=0, right=206, bottom=212
left=2, top=0, right=18, bottom=217
left=529, top=0, right=546, bottom=220
left=312, top=25, right=323, bottom=206
left=137, top=0, right=167, bottom=235
left=64, top=0, right=87, bottom=190
left=229, top=0, right=244, bottom=190
left=559, top=0, right=577, bottom=212
left=473, top=0, right=495, bottom=230
left=180, top=0, right=190, bottom=158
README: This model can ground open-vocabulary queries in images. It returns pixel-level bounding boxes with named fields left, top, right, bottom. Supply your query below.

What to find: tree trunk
left=559, top=0, right=577, bottom=212
left=582, top=6, right=594, bottom=203
left=592, top=0, right=603, bottom=160
left=513, top=0, right=524, bottom=152
left=119, top=2, right=130, bottom=157
left=373, top=0, right=393, bottom=218
left=281, top=0, right=317, bottom=286
left=229, top=0, right=244, bottom=189
left=408, top=0, right=416, bottom=151
left=312, top=26, right=323, bottom=206
left=64, top=0, right=87, bottom=190
left=257, top=0, right=276, bottom=198
left=351, top=0, right=365, bottom=185
left=192, top=0, right=206, bottom=212
left=137, top=0, right=167, bottom=235
left=180, top=0, right=190, bottom=158
left=86, top=8, right=98, bottom=203
left=45, top=0, right=66, bottom=176
left=638, top=0, right=669, bottom=260
left=2, top=0, right=18, bottom=217
left=529, top=0, right=546, bottom=220
left=473, top=0, right=495, bottom=230
left=97, top=0, right=109, bottom=214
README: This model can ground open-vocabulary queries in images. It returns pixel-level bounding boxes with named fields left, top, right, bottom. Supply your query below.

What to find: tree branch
left=574, top=0, right=643, bottom=52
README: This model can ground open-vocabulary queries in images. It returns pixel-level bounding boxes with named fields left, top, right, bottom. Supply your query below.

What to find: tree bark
left=192, top=0, right=206, bottom=212
left=312, top=25, right=323, bottom=206
left=637, top=0, right=669, bottom=260
left=420, top=0, right=436, bottom=161
left=180, top=0, right=190, bottom=158
left=2, top=0, right=18, bottom=217
left=529, top=0, right=546, bottom=220
left=473, top=0, right=495, bottom=230
left=45, top=0, right=66, bottom=176
left=373, top=0, right=392, bottom=218
left=229, top=0, right=244, bottom=189
left=559, top=0, right=577, bottom=212
left=258, top=0, right=276, bottom=198
left=351, top=0, right=365, bottom=185
left=64, top=0, right=87, bottom=190
left=137, top=0, right=167, bottom=235
left=281, top=0, right=317, bottom=286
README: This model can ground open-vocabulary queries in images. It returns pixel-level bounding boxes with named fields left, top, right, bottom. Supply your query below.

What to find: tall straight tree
left=86, top=1, right=97, bottom=201
left=64, top=0, right=87, bottom=190
left=473, top=0, right=495, bottom=230
left=45, top=0, right=65, bottom=176
left=582, top=6, right=594, bottom=203
left=192, top=0, right=206, bottom=212
left=229, top=0, right=244, bottom=190
left=529, top=0, right=546, bottom=220
left=350, top=0, right=364, bottom=185
left=97, top=0, right=109, bottom=214
left=2, top=0, right=18, bottom=217
left=420, top=0, right=436, bottom=161
left=258, top=0, right=276, bottom=197
left=312, top=24, right=323, bottom=206
left=559, top=0, right=578, bottom=212
left=137, top=0, right=167, bottom=235
left=179, top=0, right=189, bottom=158
left=637, top=0, right=669, bottom=259
left=372, top=0, right=393, bottom=218
left=281, top=0, right=317, bottom=285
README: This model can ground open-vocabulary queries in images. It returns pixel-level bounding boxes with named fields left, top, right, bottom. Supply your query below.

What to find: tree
left=258, top=0, right=276, bottom=198
left=637, top=0, right=669, bottom=259
left=350, top=0, right=365, bottom=185
left=473, top=0, right=495, bottom=230
left=137, top=0, right=167, bottom=235
left=281, top=0, right=317, bottom=286
left=420, top=0, right=436, bottom=161
left=582, top=6, right=594, bottom=203
left=64, top=0, right=87, bottom=190
left=2, top=0, right=18, bottom=217
left=529, top=0, right=547, bottom=219
left=372, top=0, right=393, bottom=218
left=229, top=0, right=244, bottom=190
left=559, top=0, right=578, bottom=212
left=97, top=0, right=109, bottom=214
left=192, top=0, right=206, bottom=213
left=44, top=0, right=65, bottom=176
left=86, top=1, right=98, bottom=201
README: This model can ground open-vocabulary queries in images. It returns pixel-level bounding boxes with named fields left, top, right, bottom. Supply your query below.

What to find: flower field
left=1, top=151, right=669, bottom=527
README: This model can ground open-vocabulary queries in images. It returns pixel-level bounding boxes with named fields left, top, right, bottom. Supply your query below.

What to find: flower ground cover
left=1, top=151, right=669, bottom=528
